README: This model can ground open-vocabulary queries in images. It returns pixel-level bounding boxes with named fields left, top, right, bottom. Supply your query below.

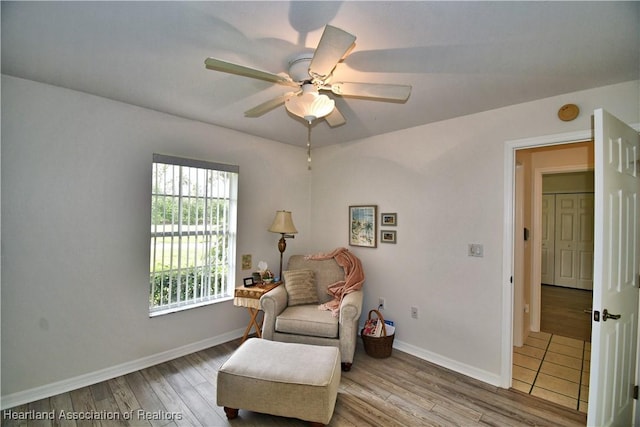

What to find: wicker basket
left=361, top=309, right=394, bottom=358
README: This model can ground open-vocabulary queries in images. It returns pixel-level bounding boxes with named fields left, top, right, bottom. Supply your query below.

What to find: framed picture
left=241, top=254, right=252, bottom=270
left=243, top=277, right=255, bottom=287
left=381, top=230, right=397, bottom=244
left=381, top=213, right=397, bottom=226
left=349, top=205, right=377, bottom=248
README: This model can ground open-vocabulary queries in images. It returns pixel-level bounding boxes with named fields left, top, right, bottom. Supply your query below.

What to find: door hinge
left=593, top=310, right=600, bottom=322
left=634, top=385, right=639, bottom=400
left=637, top=274, right=640, bottom=288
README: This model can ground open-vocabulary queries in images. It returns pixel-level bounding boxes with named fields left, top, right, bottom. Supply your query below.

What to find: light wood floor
left=3, top=338, right=587, bottom=427
left=540, top=284, right=592, bottom=343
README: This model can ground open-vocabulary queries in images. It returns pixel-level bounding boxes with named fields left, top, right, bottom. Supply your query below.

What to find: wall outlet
left=411, top=306, right=419, bottom=319
left=378, top=297, right=386, bottom=310
left=468, top=243, right=484, bottom=257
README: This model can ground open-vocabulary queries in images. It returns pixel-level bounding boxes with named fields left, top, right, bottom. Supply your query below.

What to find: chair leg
left=341, top=362, right=352, bottom=372
left=223, top=407, right=238, bottom=419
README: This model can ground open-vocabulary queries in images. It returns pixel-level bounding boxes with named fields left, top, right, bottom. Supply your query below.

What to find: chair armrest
left=260, top=285, right=288, bottom=340
left=337, top=289, right=363, bottom=365
left=339, top=289, right=363, bottom=324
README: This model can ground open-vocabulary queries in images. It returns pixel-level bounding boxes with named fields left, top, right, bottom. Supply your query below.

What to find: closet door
left=540, top=194, right=555, bottom=284
left=554, top=194, right=577, bottom=287
left=575, top=194, right=594, bottom=290
left=553, top=193, right=594, bottom=289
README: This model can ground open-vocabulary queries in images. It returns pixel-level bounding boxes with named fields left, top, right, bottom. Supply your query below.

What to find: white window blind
left=150, top=154, right=238, bottom=316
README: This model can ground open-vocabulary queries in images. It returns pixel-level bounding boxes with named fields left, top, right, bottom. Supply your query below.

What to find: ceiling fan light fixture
left=205, top=25, right=412, bottom=127
left=285, top=83, right=335, bottom=123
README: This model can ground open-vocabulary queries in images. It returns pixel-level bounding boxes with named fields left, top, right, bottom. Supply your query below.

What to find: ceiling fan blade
left=324, top=107, right=346, bottom=127
left=205, top=57, right=299, bottom=87
left=329, top=82, right=411, bottom=101
left=244, top=92, right=296, bottom=117
left=309, top=25, right=356, bottom=80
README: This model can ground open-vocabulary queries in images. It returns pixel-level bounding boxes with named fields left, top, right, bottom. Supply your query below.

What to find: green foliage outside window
left=149, top=266, right=226, bottom=308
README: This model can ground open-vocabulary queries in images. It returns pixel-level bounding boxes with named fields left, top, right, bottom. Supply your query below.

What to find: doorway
left=509, top=140, right=594, bottom=412
left=503, top=114, right=640, bottom=425
left=539, top=172, right=594, bottom=342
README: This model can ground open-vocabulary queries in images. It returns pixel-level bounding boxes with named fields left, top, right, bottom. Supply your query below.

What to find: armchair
left=260, top=254, right=364, bottom=371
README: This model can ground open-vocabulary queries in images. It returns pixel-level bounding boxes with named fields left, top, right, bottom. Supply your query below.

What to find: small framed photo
left=381, top=230, right=397, bottom=244
left=241, top=254, right=252, bottom=270
left=381, top=213, right=397, bottom=226
left=243, top=277, right=255, bottom=287
left=349, top=205, right=377, bottom=248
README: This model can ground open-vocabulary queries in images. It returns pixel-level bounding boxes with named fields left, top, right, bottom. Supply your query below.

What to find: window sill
left=149, top=295, right=233, bottom=317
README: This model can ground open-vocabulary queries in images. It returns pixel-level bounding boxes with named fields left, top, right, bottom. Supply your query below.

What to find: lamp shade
left=269, top=210, right=298, bottom=234
left=285, top=84, right=335, bottom=123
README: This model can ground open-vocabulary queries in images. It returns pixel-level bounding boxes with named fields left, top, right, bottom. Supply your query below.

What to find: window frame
left=149, top=154, right=238, bottom=317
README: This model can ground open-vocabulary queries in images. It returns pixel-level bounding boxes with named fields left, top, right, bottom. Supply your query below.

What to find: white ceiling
left=2, top=1, right=639, bottom=148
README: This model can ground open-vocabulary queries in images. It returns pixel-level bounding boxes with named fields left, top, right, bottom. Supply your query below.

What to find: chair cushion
left=276, top=305, right=338, bottom=338
left=283, top=269, right=319, bottom=306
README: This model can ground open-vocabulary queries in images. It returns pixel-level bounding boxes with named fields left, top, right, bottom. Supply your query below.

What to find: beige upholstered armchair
left=260, top=253, right=364, bottom=371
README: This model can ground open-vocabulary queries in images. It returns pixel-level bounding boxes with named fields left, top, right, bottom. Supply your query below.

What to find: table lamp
left=268, top=210, right=298, bottom=279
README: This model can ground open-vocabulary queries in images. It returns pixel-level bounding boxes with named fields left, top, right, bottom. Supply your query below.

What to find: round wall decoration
left=558, top=103, right=579, bottom=121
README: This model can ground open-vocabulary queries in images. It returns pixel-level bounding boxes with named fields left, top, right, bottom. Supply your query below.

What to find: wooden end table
left=233, top=282, right=281, bottom=342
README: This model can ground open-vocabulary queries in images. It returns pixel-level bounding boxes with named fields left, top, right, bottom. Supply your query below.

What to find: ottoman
left=217, top=338, right=341, bottom=426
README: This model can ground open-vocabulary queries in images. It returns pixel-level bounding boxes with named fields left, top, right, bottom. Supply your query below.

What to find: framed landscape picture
left=349, top=205, right=377, bottom=248
left=381, top=213, right=397, bottom=226
left=381, top=230, right=397, bottom=244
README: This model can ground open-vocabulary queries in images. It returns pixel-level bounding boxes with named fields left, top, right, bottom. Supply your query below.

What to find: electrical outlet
left=468, top=243, right=484, bottom=257
left=411, top=306, right=418, bottom=319
left=378, top=297, right=386, bottom=310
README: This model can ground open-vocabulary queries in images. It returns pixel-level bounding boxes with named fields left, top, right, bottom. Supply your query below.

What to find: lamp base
left=276, top=234, right=295, bottom=279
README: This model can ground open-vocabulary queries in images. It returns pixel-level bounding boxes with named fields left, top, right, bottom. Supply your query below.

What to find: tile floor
left=512, top=331, right=590, bottom=413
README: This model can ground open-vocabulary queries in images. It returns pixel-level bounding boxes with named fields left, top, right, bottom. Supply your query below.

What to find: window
left=149, top=154, right=238, bottom=316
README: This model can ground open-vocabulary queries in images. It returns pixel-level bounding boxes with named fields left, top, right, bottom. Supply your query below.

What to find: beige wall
left=516, top=149, right=533, bottom=344
left=543, top=171, right=594, bottom=193
left=2, top=75, right=638, bottom=404
left=310, top=81, right=637, bottom=383
left=1, top=75, right=314, bottom=403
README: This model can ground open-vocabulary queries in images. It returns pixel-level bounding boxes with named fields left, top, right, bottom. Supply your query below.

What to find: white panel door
left=554, top=193, right=594, bottom=289
left=541, top=194, right=555, bottom=284
left=576, top=194, right=594, bottom=290
left=587, top=109, right=639, bottom=427
left=555, top=194, right=579, bottom=287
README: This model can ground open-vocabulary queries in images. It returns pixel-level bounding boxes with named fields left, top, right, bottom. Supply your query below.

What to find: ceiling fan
left=204, top=25, right=412, bottom=127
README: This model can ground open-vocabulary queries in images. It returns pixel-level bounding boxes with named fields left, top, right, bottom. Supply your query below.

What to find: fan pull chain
left=307, top=121, right=312, bottom=170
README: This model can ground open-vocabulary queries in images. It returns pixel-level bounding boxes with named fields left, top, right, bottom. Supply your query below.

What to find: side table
left=234, top=282, right=281, bottom=342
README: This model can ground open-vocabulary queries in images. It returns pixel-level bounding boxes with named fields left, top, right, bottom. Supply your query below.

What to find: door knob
left=602, top=309, right=621, bottom=321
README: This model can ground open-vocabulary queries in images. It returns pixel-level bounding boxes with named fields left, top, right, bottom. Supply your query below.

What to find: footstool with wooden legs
left=217, top=338, right=341, bottom=426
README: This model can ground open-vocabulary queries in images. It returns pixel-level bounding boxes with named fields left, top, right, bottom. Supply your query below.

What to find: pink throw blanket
left=305, top=247, right=365, bottom=316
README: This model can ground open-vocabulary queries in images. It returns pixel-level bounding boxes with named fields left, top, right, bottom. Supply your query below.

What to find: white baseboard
left=1, top=329, right=244, bottom=410
left=393, top=339, right=502, bottom=387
